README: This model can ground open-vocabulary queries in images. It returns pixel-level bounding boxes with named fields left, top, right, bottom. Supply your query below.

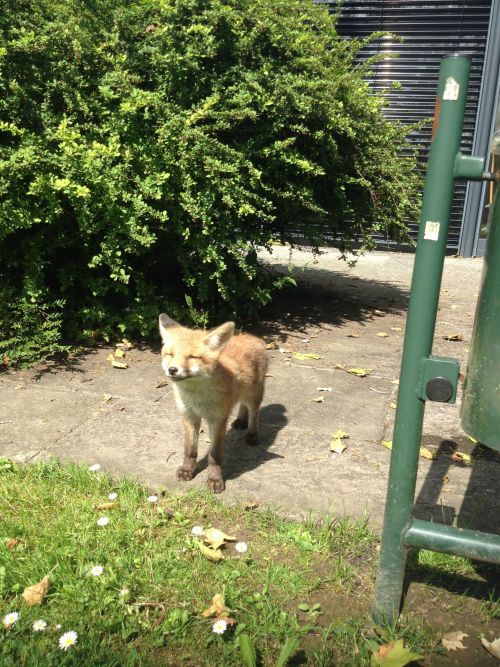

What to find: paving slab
left=1, top=248, right=499, bottom=534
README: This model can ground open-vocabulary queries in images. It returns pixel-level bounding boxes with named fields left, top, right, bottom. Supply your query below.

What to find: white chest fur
left=173, top=378, right=225, bottom=419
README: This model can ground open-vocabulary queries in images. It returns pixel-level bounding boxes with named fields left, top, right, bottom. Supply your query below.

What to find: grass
left=0, top=459, right=496, bottom=666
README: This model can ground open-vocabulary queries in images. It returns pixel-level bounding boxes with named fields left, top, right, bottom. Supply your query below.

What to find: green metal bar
left=372, top=54, right=472, bottom=625
left=404, top=520, right=500, bottom=564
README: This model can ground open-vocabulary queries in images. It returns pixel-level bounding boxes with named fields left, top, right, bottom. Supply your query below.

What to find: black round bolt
left=426, top=377, right=453, bottom=402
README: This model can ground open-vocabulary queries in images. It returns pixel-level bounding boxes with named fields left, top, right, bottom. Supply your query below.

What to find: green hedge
left=0, top=0, right=421, bottom=365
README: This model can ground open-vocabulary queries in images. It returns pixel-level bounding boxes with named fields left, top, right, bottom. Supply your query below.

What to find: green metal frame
left=372, top=54, right=500, bottom=624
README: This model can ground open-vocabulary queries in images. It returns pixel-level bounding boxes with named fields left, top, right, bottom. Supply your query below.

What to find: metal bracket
left=453, top=152, right=486, bottom=181
left=417, top=355, right=460, bottom=403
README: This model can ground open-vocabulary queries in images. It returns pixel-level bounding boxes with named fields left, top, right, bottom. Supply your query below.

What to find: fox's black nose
left=168, top=366, right=178, bottom=376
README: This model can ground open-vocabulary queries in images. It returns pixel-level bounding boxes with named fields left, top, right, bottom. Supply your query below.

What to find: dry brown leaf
left=419, top=447, right=436, bottom=460
left=22, top=576, right=50, bottom=606
left=203, top=528, right=236, bottom=550
left=5, top=538, right=19, bottom=550
left=481, top=636, right=500, bottom=660
left=94, top=502, right=118, bottom=510
left=201, top=593, right=230, bottom=618
left=243, top=501, right=259, bottom=511
left=443, top=333, right=464, bottom=341
left=442, top=631, right=468, bottom=651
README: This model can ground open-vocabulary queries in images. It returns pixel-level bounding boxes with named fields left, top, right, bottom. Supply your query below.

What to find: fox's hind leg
left=244, top=385, right=264, bottom=447
left=231, top=404, right=249, bottom=430
left=177, top=412, right=201, bottom=481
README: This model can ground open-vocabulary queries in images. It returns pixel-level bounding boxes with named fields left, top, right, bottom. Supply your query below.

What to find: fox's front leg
left=177, top=413, right=201, bottom=481
left=207, top=417, right=229, bottom=494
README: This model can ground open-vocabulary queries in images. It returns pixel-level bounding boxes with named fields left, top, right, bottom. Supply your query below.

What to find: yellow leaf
left=390, top=402, right=397, bottom=409
left=419, top=447, right=436, bottom=460
left=293, top=352, right=321, bottom=361
left=382, top=440, right=393, bottom=450
left=201, top=594, right=231, bottom=618
left=467, top=434, right=478, bottom=444
left=311, top=396, right=324, bottom=402
left=114, top=348, right=125, bottom=358
left=371, top=639, right=423, bottom=666
left=348, top=368, right=371, bottom=377
left=22, top=576, right=50, bottom=606
left=346, top=332, right=360, bottom=338
left=376, top=332, right=388, bottom=338
left=107, top=353, right=115, bottom=364
left=202, top=528, right=236, bottom=550
left=390, top=327, right=402, bottom=332
left=332, top=429, right=349, bottom=440
left=443, top=333, right=464, bottom=341
left=243, top=501, right=259, bottom=511
left=195, top=539, right=224, bottom=562
left=94, top=502, right=118, bottom=510
left=111, top=360, right=128, bottom=369
left=330, top=439, right=347, bottom=454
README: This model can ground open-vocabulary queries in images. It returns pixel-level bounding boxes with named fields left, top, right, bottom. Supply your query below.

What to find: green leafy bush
left=0, top=0, right=421, bottom=365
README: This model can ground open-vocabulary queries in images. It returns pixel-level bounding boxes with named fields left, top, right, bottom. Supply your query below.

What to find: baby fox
left=159, top=314, right=268, bottom=493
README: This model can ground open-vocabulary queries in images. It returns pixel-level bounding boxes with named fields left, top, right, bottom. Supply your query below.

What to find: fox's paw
left=245, top=432, right=259, bottom=447
left=232, top=417, right=248, bottom=430
left=177, top=466, right=195, bottom=481
left=207, top=477, right=225, bottom=494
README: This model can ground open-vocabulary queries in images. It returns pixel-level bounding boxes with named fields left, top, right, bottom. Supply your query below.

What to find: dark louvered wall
left=324, top=0, right=493, bottom=251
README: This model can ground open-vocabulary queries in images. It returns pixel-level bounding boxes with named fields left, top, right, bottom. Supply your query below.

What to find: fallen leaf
left=443, top=333, right=464, bottom=341
left=450, top=451, right=472, bottom=464
left=201, top=593, right=231, bottom=618
left=419, top=447, right=436, bottom=460
left=265, top=342, right=279, bottom=350
left=376, top=332, right=388, bottom=338
left=481, top=636, right=500, bottom=660
left=371, top=639, right=423, bottom=666
left=156, top=379, right=168, bottom=389
left=467, top=434, right=478, bottom=444
left=348, top=368, right=372, bottom=377
left=106, top=353, right=115, bottom=364
left=390, top=327, right=402, bottom=332
left=116, top=339, right=133, bottom=349
left=316, top=387, right=332, bottom=392
left=103, top=394, right=113, bottom=402
left=442, top=631, right=468, bottom=651
left=332, top=429, right=349, bottom=440
left=22, top=576, right=50, bottom=606
left=382, top=440, right=393, bottom=450
left=5, top=538, right=19, bottom=550
left=293, top=352, right=321, bottom=361
left=111, top=360, right=128, bottom=369
left=94, top=502, right=118, bottom=510
left=442, top=474, right=449, bottom=484
left=243, top=501, right=259, bottom=511
left=390, top=402, right=397, bottom=409
left=311, top=396, right=324, bottom=402
left=114, top=348, right=126, bottom=358
left=346, top=332, right=360, bottom=338
left=330, top=440, right=347, bottom=454
left=203, top=528, right=236, bottom=550
left=265, top=373, right=274, bottom=378
left=195, top=539, right=224, bottom=562
left=373, top=309, right=384, bottom=316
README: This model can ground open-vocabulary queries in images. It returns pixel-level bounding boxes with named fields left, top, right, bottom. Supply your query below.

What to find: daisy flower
left=3, top=612, right=19, bottom=627
left=97, top=516, right=109, bottom=527
left=212, top=619, right=227, bottom=635
left=118, top=588, right=130, bottom=598
left=108, top=492, right=118, bottom=501
left=191, top=525, right=203, bottom=536
left=33, top=620, right=47, bottom=632
left=146, top=494, right=158, bottom=503
left=90, top=565, right=104, bottom=577
left=88, top=464, right=101, bottom=472
left=235, top=541, right=248, bottom=554
left=59, top=630, right=78, bottom=650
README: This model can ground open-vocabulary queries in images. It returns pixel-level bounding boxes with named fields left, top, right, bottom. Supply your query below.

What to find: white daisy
left=59, top=630, right=78, bottom=650
left=118, top=588, right=130, bottom=598
left=108, top=492, right=118, bottom=501
left=97, top=516, right=109, bottom=526
left=3, top=612, right=19, bottom=627
left=90, top=565, right=104, bottom=577
left=88, top=464, right=101, bottom=472
left=212, top=619, right=227, bottom=635
left=235, top=541, right=248, bottom=554
left=33, top=620, right=47, bottom=632
left=191, top=525, right=203, bottom=536
left=146, top=495, right=158, bottom=503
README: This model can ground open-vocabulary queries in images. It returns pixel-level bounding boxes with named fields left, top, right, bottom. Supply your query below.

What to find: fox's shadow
left=193, top=403, right=287, bottom=481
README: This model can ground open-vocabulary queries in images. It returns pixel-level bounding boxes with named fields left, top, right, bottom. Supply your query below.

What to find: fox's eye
left=188, top=355, right=200, bottom=360
left=162, top=350, right=172, bottom=357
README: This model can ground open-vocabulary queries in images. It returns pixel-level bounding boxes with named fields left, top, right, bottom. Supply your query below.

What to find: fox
left=159, top=313, right=268, bottom=493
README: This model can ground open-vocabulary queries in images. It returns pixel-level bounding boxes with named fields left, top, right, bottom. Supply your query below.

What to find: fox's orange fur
left=159, top=314, right=268, bottom=493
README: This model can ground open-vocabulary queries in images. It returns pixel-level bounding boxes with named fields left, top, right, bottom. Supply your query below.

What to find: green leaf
left=276, top=636, right=300, bottom=667
left=298, top=603, right=310, bottom=612
left=238, top=634, right=257, bottom=667
left=371, top=639, right=424, bottom=667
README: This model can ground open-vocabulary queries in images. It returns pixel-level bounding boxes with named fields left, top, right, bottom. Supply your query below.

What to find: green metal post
left=372, top=55, right=472, bottom=624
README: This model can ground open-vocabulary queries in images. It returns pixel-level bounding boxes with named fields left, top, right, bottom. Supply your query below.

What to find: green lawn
left=0, top=459, right=493, bottom=666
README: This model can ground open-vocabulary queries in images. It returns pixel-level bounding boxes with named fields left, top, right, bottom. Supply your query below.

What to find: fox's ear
left=159, top=313, right=179, bottom=342
left=204, top=322, right=235, bottom=352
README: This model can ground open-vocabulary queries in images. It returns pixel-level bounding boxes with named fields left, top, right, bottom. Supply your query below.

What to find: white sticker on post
left=443, top=77, right=460, bottom=101
left=424, top=221, right=440, bottom=241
